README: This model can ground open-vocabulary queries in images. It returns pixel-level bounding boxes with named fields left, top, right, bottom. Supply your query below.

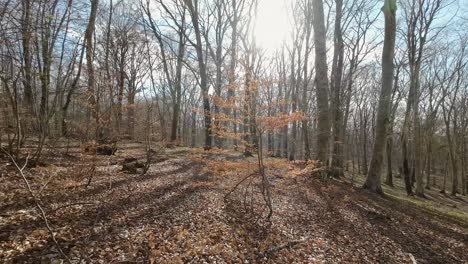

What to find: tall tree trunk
left=311, top=0, right=330, bottom=164
left=85, top=0, right=99, bottom=139
left=62, top=46, right=85, bottom=137
left=330, top=0, right=344, bottom=177
left=301, top=24, right=312, bottom=161
left=413, top=66, right=424, bottom=197
left=171, top=21, right=186, bottom=142
left=21, top=0, right=34, bottom=114
left=185, top=0, right=212, bottom=150
left=363, top=0, right=396, bottom=194
left=116, top=55, right=125, bottom=135
left=226, top=0, right=239, bottom=147
left=104, top=0, right=114, bottom=138
left=39, top=2, right=52, bottom=136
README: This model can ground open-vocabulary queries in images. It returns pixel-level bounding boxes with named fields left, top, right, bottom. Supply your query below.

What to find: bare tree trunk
left=171, top=19, right=186, bottom=142
left=441, top=152, right=449, bottom=194
left=363, top=0, right=396, bottom=194
left=385, top=134, right=393, bottom=187
left=185, top=0, right=212, bottom=150
left=311, top=0, right=330, bottom=164
left=330, top=0, right=344, bottom=177
left=425, top=139, right=432, bottom=189
left=301, top=45, right=311, bottom=161
left=85, top=0, right=99, bottom=139
left=191, top=111, right=197, bottom=148
left=461, top=136, right=466, bottom=195
left=116, top=55, right=125, bottom=135
left=127, top=91, right=135, bottom=139
left=21, top=0, right=34, bottom=114
left=62, top=46, right=85, bottom=137
left=361, top=112, right=369, bottom=175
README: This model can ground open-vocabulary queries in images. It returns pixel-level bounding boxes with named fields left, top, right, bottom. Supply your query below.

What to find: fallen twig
left=224, top=172, right=257, bottom=202
left=51, top=202, right=95, bottom=214
left=2, top=148, right=72, bottom=264
left=257, top=238, right=307, bottom=259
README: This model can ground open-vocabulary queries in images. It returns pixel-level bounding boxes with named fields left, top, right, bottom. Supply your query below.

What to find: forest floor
left=0, top=141, right=467, bottom=263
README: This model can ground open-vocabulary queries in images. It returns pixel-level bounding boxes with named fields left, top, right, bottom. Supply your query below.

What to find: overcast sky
left=255, top=0, right=292, bottom=53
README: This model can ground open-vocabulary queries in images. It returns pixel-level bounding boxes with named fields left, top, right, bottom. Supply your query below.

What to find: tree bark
left=84, top=0, right=99, bottom=139
left=21, top=0, right=34, bottom=114
left=363, top=0, right=396, bottom=194
left=311, top=0, right=330, bottom=164
left=171, top=18, right=186, bottom=142
left=330, top=0, right=344, bottom=177
left=385, top=134, right=393, bottom=186
left=185, top=0, right=212, bottom=150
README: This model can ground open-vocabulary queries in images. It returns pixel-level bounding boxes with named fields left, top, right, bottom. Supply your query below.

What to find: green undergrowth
left=348, top=172, right=468, bottom=227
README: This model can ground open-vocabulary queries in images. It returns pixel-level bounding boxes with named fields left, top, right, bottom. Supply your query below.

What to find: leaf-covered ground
left=0, top=142, right=467, bottom=263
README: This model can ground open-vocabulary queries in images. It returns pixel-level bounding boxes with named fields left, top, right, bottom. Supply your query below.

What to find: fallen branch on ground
left=51, top=202, right=95, bottom=214
left=223, top=172, right=257, bottom=202
left=2, top=148, right=72, bottom=264
left=257, top=238, right=307, bottom=259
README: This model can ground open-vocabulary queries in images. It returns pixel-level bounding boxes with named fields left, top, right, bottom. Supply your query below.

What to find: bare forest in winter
left=1, top=0, right=468, bottom=263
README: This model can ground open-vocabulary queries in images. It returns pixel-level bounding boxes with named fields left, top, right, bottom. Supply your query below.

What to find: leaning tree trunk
left=363, top=0, right=396, bottom=194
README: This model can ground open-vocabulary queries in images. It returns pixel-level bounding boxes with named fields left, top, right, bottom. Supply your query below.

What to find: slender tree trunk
left=127, top=91, right=135, bottom=139
left=425, top=139, right=432, bottom=189
left=363, top=0, right=396, bottom=194
left=301, top=30, right=311, bottom=161
left=171, top=23, right=186, bottom=142
left=21, top=0, right=34, bottom=114
left=186, top=1, right=212, bottom=150
left=191, top=111, right=197, bottom=148
left=441, top=152, right=449, bottom=194
left=461, top=136, right=466, bottom=195
left=362, top=112, right=369, bottom=175
left=385, top=134, right=394, bottom=186
left=62, top=46, right=85, bottom=137
left=85, top=0, right=99, bottom=139
left=330, top=0, right=344, bottom=177
left=413, top=66, right=425, bottom=197
left=116, top=57, right=125, bottom=135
